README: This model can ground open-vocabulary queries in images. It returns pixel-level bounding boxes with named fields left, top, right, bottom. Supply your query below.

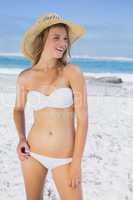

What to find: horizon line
left=0, top=52, right=133, bottom=61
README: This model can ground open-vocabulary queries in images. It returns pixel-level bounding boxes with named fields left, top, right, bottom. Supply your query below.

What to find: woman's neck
left=36, top=53, right=58, bottom=71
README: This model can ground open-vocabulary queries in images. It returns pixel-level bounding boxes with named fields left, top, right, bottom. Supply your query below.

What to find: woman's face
left=43, top=26, right=69, bottom=59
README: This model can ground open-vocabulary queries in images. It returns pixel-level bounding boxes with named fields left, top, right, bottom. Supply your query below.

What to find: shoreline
left=0, top=52, right=133, bottom=61
left=0, top=72, right=132, bottom=97
left=0, top=70, right=133, bottom=82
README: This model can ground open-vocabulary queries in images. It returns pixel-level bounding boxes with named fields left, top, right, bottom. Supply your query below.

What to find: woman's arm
left=65, top=64, right=88, bottom=188
left=13, top=71, right=28, bottom=141
left=13, top=70, right=31, bottom=161
left=66, top=64, right=89, bottom=164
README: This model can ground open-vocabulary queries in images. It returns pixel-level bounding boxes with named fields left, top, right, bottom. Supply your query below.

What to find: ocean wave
left=0, top=68, right=22, bottom=74
left=72, top=55, right=133, bottom=61
left=0, top=52, right=24, bottom=57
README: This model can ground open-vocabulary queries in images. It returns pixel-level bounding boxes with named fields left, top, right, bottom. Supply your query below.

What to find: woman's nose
left=60, top=39, right=68, bottom=47
left=59, top=42, right=67, bottom=50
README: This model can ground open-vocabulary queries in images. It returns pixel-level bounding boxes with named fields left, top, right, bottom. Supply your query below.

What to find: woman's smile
left=55, top=47, right=65, bottom=56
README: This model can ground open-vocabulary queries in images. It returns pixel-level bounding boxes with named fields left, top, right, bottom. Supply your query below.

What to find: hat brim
left=21, top=18, right=86, bottom=60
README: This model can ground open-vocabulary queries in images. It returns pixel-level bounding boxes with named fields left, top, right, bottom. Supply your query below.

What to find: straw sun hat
left=21, top=12, right=86, bottom=60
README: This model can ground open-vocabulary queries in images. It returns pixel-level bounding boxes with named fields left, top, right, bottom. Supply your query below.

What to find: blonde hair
left=31, top=23, right=71, bottom=68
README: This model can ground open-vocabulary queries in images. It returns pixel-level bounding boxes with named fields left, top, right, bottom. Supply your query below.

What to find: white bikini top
left=27, top=87, right=74, bottom=111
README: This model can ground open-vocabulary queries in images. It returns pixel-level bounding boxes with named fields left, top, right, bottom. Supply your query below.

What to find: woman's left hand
left=68, top=161, right=82, bottom=188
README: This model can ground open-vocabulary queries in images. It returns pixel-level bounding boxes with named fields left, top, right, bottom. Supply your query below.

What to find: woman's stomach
left=27, top=107, right=75, bottom=158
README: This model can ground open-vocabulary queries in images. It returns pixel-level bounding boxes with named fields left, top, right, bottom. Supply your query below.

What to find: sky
left=0, top=0, right=133, bottom=57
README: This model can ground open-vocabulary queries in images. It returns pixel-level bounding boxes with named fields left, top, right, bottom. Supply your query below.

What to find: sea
left=0, top=54, right=133, bottom=82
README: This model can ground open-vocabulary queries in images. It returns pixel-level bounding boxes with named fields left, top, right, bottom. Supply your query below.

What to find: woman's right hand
left=17, top=138, right=31, bottom=161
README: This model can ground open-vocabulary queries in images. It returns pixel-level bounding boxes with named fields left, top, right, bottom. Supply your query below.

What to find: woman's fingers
left=19, top=152, right=30, bottom=161
left=75, top=177, right=81, bottom=187
left=16, top=143, right=30, bottom=161
left=68, top=177, right=81, bottom=188
left=72, top=178, right=75, bottom=188
left=19, top=154, right=27, bottom=161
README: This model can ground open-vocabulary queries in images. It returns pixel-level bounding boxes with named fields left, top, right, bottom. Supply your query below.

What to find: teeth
left=56, top=48, right=63, bottom=52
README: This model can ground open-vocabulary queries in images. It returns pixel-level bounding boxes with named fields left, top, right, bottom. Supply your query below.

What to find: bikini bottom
left=30, top=151, right=72, bottom=171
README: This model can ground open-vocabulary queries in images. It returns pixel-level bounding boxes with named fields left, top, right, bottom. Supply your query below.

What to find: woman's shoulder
left=16, top=67, right=33, bottom=87
left=64, top=63, right=83, bottom=78
left=18, top=65, right=36, bottom=78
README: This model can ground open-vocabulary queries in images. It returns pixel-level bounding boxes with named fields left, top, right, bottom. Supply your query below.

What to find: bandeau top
left=27, top=87, right=74, bottom=111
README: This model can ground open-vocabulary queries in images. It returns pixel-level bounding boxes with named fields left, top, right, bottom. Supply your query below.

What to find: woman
left=13, top=13, right=88, bottom=200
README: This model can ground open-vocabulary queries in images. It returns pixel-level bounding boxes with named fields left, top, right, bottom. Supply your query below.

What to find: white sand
left=0, top=73, right=133, bottom=200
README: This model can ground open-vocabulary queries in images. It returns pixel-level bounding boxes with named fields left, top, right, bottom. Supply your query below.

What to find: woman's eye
left=53, top=37, right=68, bottom=40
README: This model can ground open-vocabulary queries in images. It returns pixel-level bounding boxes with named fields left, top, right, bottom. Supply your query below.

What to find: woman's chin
left=54, top=54, right=63, bottom=59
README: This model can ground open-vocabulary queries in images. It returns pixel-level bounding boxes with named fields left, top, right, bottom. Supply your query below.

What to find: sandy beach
left=0, top=72, right=133, bottom=200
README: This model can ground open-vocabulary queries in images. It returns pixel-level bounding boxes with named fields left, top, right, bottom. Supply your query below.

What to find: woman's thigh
left=51, top=163, right=83, bottom=200
left=20, top=156, right=48, bottom=200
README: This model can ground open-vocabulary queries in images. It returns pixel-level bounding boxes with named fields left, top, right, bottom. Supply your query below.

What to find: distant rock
left=96, top=76, right=123, bottom=83
left=85, top=75, right=123, bottom=83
